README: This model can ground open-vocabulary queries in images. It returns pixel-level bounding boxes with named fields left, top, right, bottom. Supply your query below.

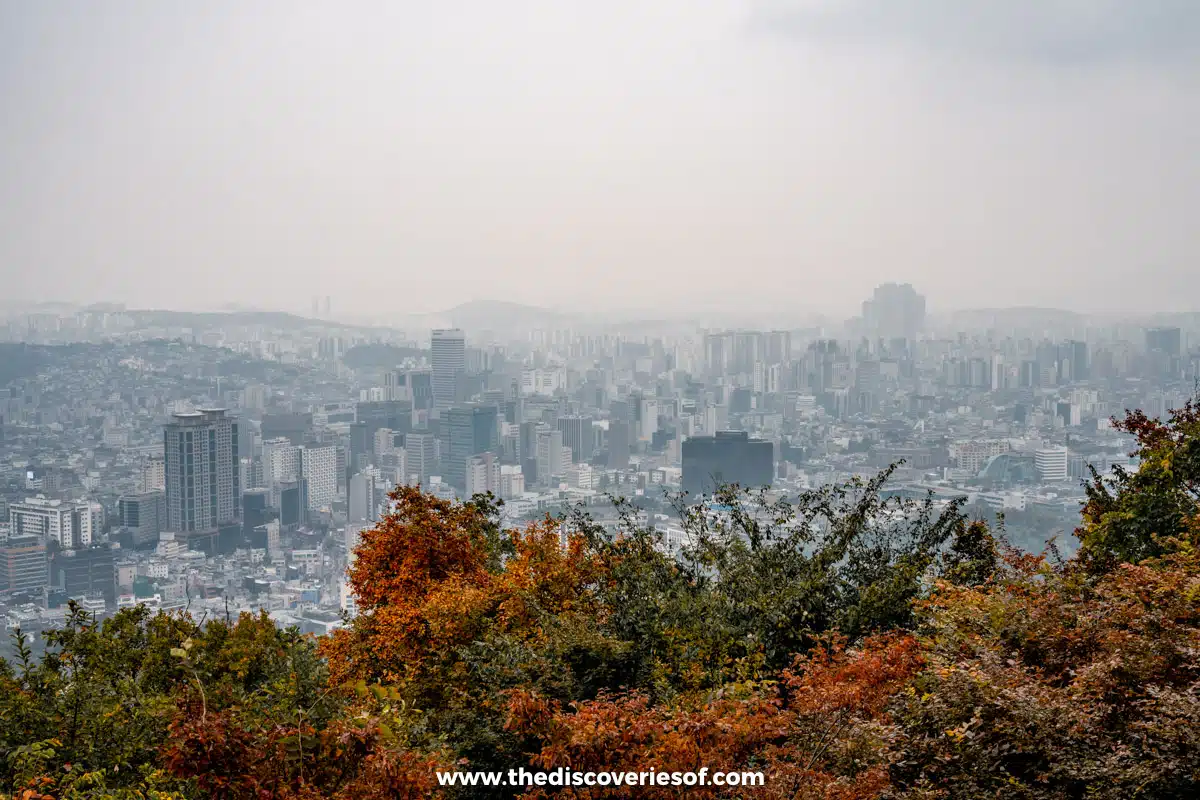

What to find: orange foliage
left=507, top=634, right=923, bottom=799
left=160, top=709, right=452, bottom=800
left=322, top=486, right=603, bottom=686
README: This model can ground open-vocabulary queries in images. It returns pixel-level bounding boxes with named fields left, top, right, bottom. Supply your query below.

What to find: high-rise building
left=861, top=283, right=926, bottom=340
left=431, top=329, right=467, bottom=412
left=403, top=432, right=436, bottom=485
left=465, top=453, right=500, bottom=497
left=1062, top=340, right=1089, bottom=382
left=558, top=415, right=594, bottom=463
left=0, top=536, right=48, bottom=595
left=607, top=420, right=631, bottom=469
left=681, top=431, right=774, bottom=496
left=357, top=400, right=413, bottom=440
left=262, top=437, right=301, bottom=479
left=140, top=455, right=165, bottom=493
left=10, top=496, right=95, bottom=549
left=499, top=465, right=525, bottom=500
left=765, top=330, right=792, bottom=364
left=163, top=409, right=239, bottom=533
left=348, top=470, right=378, bottom=523
left=117, top=491, right=165, bottom=547
left=634, top=396, right=658, bottom=442
left=348, top=422, right=372, bottom=478
left=1146, top=327, right=1182, bottom=357
left=1035, top=447, right=1069, bottom=483
left=260, top=412, right=312, bottom=445
left=301, top=445, right=338, bottom=511
left=536, top=428, right=565, bottom=485
left=444, top=405, right=499, bottom=490
left=50, top=544, right=116, bottom=605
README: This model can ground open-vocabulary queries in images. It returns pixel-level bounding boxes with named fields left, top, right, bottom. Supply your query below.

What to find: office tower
left=1035, top=447, right=1069, bottom=483
left=357, top=400, right=414, bottom=440
left=635, top=396, right=658, bottom=442
left=500, top=424, right=520, bottom=464
left=431, top=329, right=467, bottom=411
left=383, top=370, right=408, bottom=402
left=0, top=536, right=48, bottom=595
left=349, top=471, right=378, bottom=523
left=140, top=455, right=165, bottom=493
left=163, top=409, right=239, bottom=533
left=704, top=332, right=732, bottom=376
left=558, top=415, right=593, bottom=463
left=1070, top=340, right=1089, bottom=383
left=1056, top=402, right=1082, bottom=427
left=243, top=384, right=268, bottom=411
left=499, top=465, right=525, bottom=500
left=408, top=370, right=434, bottom=411
left=607, top=420, right=631, bottom=469
left=405, top=432, right=437, bottom=485
left=50, top=544, right=116, bottom=605
left=681, top=431, right=774, bottom=496
left=519, top=421, right=540, bottom=464
left=765, top=330, right=792, bottom=364
left=242, top=488, right=272, bottom=539
left=260, top=412, right=313, bottom=445
left=279, top=481, right=307, bottom=526
left=1146, top=327, right=1182, bottom=357
left=262, top=436, right=302, bottom=506
left=444, top=405, right=499, bottom=490
left=536, top=428, right=564, bottom=485
left=9, top=497, right=95, bottom=549
left=861, top=283, right=926, bottom=340
left=117, top=491, right=165, bottom=548
left=465, top=453, right=500, bottom=497
left=301, top=445, right=338, bottom=511
left=731, top=331, right=764, bottom=375
left=373, top=427, right=399, bottom=459
left=348, top=422, right=372, bottom=478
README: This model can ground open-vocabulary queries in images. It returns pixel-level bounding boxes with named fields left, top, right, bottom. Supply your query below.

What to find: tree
left=1078, top=398, right=1200, bottom=569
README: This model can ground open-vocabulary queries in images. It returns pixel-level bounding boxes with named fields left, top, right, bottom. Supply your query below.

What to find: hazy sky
left=2, top=1, right=1198, bottom=318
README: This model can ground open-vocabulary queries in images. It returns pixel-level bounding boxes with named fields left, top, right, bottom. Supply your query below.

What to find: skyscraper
left=117, top=491, right=165, bottom=548
left=1146, top=327, right=1182, bottom=357
left=301, top=445, right=338, bottom=511
left=444, top=404, right=499, bottom=490
left=681, top=431, right=774, bottom=496
left=861, top=283, right=926, bottom=340
left=536, top=428, right=565, bottom=485
left=163, top=409, right=239, bottom=533
left=348, top=471, right=378, bottom=523
left=607, top=420, right=631, bottom=469
left=557, top=415, right=594, bottom=463
left=405, top=432, right=436, bottom=485
left=431, top=329, right=466, bottom=412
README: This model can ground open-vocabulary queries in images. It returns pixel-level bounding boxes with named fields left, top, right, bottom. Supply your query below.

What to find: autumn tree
left=1078, top=397, right=1200, bottom=570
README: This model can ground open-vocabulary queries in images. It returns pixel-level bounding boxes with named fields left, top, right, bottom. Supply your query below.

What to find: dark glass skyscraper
left=681, top=431, right=773, bottom=496
left=445, top=404, right=499, bottom=490
left=163, top=409, right=239, bottom=533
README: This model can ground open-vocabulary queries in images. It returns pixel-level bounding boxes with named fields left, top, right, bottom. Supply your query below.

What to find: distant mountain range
left=8, top=300, right=1196, bottom=339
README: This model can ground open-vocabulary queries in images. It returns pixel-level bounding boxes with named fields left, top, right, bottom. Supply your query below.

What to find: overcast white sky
left=1, top=1, right=1197, bottom=317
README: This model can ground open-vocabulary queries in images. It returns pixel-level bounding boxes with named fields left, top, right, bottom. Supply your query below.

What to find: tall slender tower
left=430, top=329, right=466, bottom=412
left=163, top=409, right=239, bottom=533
